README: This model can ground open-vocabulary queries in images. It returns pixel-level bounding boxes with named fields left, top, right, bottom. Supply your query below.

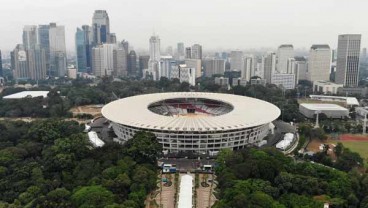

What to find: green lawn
left=331, top=141, right=368, bottom=161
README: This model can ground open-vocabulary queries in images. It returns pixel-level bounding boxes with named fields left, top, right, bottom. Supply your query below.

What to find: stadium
left=102, top=92, right=280, bottom=154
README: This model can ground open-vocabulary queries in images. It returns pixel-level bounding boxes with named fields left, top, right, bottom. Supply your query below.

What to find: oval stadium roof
left=101, top=92, right=280, bottom=132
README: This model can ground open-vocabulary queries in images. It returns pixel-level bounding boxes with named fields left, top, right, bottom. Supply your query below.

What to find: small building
left=215, top=77, right=229, bottom=86
left=299, top=103, right=349, bottom=119
left=232, top=78, right=247, bottom=86
left=271, top=73, right=295, bottom=89
left=250, top=78, right=266, bottom=86
left=2, top=91, right=49, bottom=99
left=313, top=80, right=343, bottom=94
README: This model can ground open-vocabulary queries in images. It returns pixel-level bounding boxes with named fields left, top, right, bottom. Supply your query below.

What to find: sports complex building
left=102, top=92, right=280, bottom=153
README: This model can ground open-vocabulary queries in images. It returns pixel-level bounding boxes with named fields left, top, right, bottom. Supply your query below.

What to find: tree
left=334, top=142, right=343, bottom=157
left=71, top=185, right=114, bottom=208
left=124, top=131, right=162, bottom=164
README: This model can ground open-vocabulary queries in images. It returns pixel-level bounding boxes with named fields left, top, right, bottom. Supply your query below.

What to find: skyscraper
left=191, top=44, right=202, bottom=59
left=263, top=52, right=276, bottom=84
left=75, top=28, right=87, bottom=72
left=243, top=56, right=255, bottom=81
left=203, top=59, right=225, bottom=77
left=38, top=25, right=50, bottom=72
left=49, top=23, right=67, bottom=77
left=335, top=34, right=361, bottom=87
left=185, top=47, right=192, bottom=59
left=27, top=45, right=47, bottom=80
left=22, top=25, right=38, bottom=50
left=92, top=44, right=116, bottom=77
left=12, top=44, right=29, bottom=79
left=307, top=45, right=331, bottom=82
left=113, top=48, right=128, bottom=77
left=147, top=35, right=161, bottom=80
left=128, top=50, right=137, bottom=76
left=82, top=25, right=93, bottom=73
left=230, top=50, right=243, bottom=71
left=160, top=56, right=175, bottom=78
left=177, top=42, right=184, bottom=59
left=139, top=55, right=150, bottom=78
left=277, top=45, right=294, bottom=73
left=92, top=10, right=110, bottom=45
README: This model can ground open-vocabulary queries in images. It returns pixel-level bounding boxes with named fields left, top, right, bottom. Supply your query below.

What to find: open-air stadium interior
left=102, top=92, right=281, bottom=154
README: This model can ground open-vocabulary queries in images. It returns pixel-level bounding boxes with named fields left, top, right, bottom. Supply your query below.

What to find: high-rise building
left=293, top=57, right=307, bottom=84
left=191, top=44, right=202, bottom=59
left=160, top=56, right=176, bottom=78
left=121, top=40, right=129, bottom=52
left=185, top=47, right=192, bottom=59
left=263, top=52, right=276, bottom=84
left=49, top=23, right=67, bottom=77
left=92, top=10, right=110, bottom=45
left=277, top=45, right=294, bottom=73
left=307, top=45, right=331, bottom=82
left=92, top=44, right=116, bottom=77
left=271, top=73, right=295, bottom=89
left=38, top=25, right=50, bottom=73
left=335, top=34, right=361, bottom=87
left=113, top=48, right=128, bottom=77
left=242, top=56, right=255, bottom=81
left=109, top=33, right=117, bottom=44
left=147, top=35, right=161, bottom=80
left=82, top=25, right=93, bottom=73
left=128, top=50, right=137, bottom=76
left=11, top=44, right=29, bottom=79
left=230, top=50, right=243, bottom=71
left=177, top=42, right=184, bottom=59
left=139, top=55, right=150, bottom=78
left=75, top=28, right=87, bottom=73
left=22, top=25, right=38, bottom=50
left=27, top=45, right=47, bottom=80
left=203, top=59, right=225, bottom=77
left=185, top=59, right=202, bottom=78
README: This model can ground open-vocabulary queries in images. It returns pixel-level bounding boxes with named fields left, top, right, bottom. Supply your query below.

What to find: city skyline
left=0, top=0, right=367, bottom=52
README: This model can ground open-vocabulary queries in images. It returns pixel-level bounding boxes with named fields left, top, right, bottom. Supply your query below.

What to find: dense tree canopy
left=0, top=120, right=160, bottom=207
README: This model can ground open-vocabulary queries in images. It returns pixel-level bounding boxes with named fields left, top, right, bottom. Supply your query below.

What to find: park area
left=307, top=134, right=368, bottom=165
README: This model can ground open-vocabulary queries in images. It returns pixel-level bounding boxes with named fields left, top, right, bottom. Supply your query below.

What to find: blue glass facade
left=75, top=28, right=87, bottom=72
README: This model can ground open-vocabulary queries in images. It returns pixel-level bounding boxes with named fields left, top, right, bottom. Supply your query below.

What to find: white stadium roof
left=300, top=103, right=348, bottom=111
left=3, top=91, right=49, bottom=99
left=102, top=92, right=280, bottom=132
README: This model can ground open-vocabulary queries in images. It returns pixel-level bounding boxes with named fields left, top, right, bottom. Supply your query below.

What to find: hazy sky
left=0, top=0, right=367, bottom=52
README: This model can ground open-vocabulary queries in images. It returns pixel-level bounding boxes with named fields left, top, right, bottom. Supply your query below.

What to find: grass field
left=330, top=141, right=368, bottom=162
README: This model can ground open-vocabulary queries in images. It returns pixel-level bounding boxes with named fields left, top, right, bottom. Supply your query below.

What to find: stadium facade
left=102, top=92, right=280, bottom=153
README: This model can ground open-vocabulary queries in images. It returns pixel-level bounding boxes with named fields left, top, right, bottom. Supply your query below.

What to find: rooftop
left=311, top=45, right=330, bottom=50
left=3, top=91, right=49, bottom=99
left=300, top=103, right=349, bottom=111
left=102, top=92, right=280, bottom=132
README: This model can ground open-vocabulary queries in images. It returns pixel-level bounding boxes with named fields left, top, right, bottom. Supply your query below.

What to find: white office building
left=242, top=56, right=255, bottom=81
left=308, top=45, right=331, bottom=82
left=335, top=34, right=361, bottom=87
left=147, top=35, right=161, bottom=80
left=313, top=80, right=343, bottom=94
left=92, top=44, right=116, bottom=77
left=49, top=23, right=67, bottom=77
left=277, top=45, right=294, bottom=73
left=271, top=73, right=295, bottom=89
left=160, top=56, right=176, bottom=79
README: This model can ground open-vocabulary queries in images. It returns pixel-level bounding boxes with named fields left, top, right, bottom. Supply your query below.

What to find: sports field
left=330, top=134, right=368, bottom=164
